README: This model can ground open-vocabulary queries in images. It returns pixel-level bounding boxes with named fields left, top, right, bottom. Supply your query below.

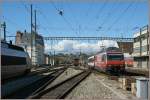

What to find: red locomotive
left=124, top=54, right=133, bottom=67
left=88, top=47, right=125, bottom=73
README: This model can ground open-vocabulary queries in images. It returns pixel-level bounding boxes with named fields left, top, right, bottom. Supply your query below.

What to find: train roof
left=88, top=56, right=94, bottom=59
left=97, top=47, right=122, bottom=54
left=1, top=41, right=24, bottom=51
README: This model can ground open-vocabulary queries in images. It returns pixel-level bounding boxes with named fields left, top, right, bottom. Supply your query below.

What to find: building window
left=142, top=45, right=148, bottom=52
left=141, top=34, right=147, bottom=40
left=134, top=37, right=140, bottom=42
left=134, top=47, right=140, bottom=53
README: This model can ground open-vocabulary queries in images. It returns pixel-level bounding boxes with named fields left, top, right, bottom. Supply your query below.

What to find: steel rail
left=2, top=66, right=66, bottom=85
left=28, top=71, right=91, bottom=99
left=3, top=69, right=66, bottom=99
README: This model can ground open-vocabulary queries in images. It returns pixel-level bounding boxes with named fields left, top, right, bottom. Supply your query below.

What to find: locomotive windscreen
left=107, top=55, right=124, bottom=60
left=106, top=47, right=121, bottom=52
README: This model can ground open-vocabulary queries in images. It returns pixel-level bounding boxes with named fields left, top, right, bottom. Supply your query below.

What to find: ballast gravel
left=66, top=73, right=138, bottom=100
left=45, top=67, right=83, bottom=89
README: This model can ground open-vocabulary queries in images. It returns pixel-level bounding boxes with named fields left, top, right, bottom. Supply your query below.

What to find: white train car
left=1, top=41, right=31, bottom=80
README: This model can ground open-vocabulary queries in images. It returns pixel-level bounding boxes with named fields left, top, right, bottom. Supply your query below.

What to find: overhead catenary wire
left=35, top=2, right=79, bottom=36
left=66, top=3, right=81, bottom=36
left=50, top=0, right=78, bottom=36
left=107, top=1, right=134, bottom=31
left=2, top=16, right=21, bottom=29
left=125, top=0, right=139, bottom=34
left=21, top=3, right=50, bottom=36
left=37, top=17, right=50, bottom=35
left=37, top=10, right=51, bottom=34
left=86, top=0, right=108, bottom=37
left=20, top=0, right=30, bottom=13
left=98, top=0, right=119, bottom=29
left=96, top=0, right=108, bottom=19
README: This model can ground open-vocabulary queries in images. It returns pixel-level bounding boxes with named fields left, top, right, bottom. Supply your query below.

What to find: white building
left=15, top=31, right=45, bottom=66
left=133, top=25, right=149, bottom=69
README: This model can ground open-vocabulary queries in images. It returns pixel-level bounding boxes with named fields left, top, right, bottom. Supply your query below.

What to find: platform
left=125, top=67, right=149, bottom=77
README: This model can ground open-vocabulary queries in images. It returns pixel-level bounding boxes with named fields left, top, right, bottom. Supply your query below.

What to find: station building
left=15, top=31, right=45, bottom=66
left=133, top=25, right=149, bottom=69
left=117, top=42, right=133, bottom=54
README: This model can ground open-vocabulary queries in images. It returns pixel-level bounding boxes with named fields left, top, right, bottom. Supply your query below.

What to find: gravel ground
left=94, top=74, right=138, bottom=100
left=45, top=67, right=83, bottom=89
left=66, top=73, right=119, bottom=99
left=66, top=72, right=138, bottom=100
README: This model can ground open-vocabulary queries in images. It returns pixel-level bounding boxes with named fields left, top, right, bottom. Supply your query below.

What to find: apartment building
left=133, top=25, right=149, bottom=69
left=15, top=31, right=45, bottom=65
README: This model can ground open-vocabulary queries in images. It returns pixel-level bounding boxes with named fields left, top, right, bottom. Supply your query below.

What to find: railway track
left=2, top=66, right=66, bottom=85
left=3, top=68, right=66, bottom=99
left=28, top=71, right=91, bottom=99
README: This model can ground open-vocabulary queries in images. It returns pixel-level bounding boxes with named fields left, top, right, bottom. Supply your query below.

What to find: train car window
left=8, top=44, right=24, bottom=51
left=1, top=42, right=8, bottom=48
left=1, top=41, right=24, bottom=51
left=1, top=55, right=27, bottom=65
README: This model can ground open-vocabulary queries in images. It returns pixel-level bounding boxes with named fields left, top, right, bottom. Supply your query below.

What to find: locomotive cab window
left=107, top=55, right=124, bottom=60
left=102, top=54, right=106, bottom=61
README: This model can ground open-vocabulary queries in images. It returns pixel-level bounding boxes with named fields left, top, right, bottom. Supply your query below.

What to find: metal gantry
left=6, top=36, right=134, bottom=42
left=43, top=36, right=133, bottom=42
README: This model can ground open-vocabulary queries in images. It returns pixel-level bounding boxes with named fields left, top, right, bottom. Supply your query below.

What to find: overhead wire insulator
left=58, top=10, right=64, bottom=16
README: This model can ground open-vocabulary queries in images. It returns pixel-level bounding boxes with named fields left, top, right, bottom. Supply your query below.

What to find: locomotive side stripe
left=1, top=47, right=27, bottom=57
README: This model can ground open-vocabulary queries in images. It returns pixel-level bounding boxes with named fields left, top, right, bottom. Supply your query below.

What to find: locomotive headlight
left=120, top=64, right=124, bottom=67
left=108, top=65, right=111, bottom=67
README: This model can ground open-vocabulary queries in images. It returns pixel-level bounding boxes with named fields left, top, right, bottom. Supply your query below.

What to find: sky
left=44, top=40, right=119, bottom=54
left=0, top=0, right=149, bottom=54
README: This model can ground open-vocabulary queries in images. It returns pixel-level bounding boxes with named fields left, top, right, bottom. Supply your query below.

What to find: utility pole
left=121, top=33, right=124, bottom=53
left=1, top=22, right=6, bottom=41
left=24, top=30, right=27, bottom=52
left=3, top=22, right=6, bottom=42
left=33, top=9, right=37, bottom=65
left=34, top=9, right=37, bottom=33
left=49, top=52, right=52, bottom=66
left=31, top=4, right=33, bottom=65
left=80, top=47, right=81, bottom=66
left=54, top=50, right=55, bottom=66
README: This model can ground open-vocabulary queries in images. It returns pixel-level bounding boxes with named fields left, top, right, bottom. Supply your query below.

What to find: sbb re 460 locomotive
left=88, top=47, right=125, bottom=73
